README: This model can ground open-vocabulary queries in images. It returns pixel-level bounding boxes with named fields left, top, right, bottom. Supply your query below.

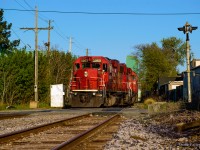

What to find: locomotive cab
left=69, top=56, right=109, bottom=107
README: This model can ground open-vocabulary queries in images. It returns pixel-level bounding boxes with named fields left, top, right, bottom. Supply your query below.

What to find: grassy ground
left=0, top=102, right=51, bottom=111
left=134, top=97, right=184, bottom=113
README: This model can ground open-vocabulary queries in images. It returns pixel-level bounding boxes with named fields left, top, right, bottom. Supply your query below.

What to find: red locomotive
left=69, top=56, right=138, bottom=107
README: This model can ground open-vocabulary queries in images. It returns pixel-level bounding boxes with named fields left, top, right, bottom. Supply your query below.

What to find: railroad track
left=0, top=112, right=30, bottom=120
left=0, top=113, right=123, bottom=149
left=0, top=109, right=53, bottom=120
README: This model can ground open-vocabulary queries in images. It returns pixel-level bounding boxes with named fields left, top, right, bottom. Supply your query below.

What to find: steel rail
left=52, top=114, right=120, bottom=150
left=0, top=113, right=91, bottom=143
left=0, top=113, right=29, bottom=120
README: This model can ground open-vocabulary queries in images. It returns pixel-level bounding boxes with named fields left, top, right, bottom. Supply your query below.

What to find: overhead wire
left=3, top=16, right=27, bottom=48
left=13, top=1, right=77, bottom=50
left=1, top=8, right=200, bottom=16
left=8, top=7, right=188, bottom=53
left=73, top=38, right=87, bottom=51
left=11, top=2, right=72, bottom=50
left=53, top=21, right=69, bottom=41
left=23, top=0, right=48, bottom=23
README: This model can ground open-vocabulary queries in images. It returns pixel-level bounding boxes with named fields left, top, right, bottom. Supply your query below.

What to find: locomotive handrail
left=70, top=77, right=135, bottom=91
left=70, top=76, right=105, bottom=89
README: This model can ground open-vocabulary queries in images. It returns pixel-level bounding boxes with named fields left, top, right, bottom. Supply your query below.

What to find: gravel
left=104, top=110, right=200, bottom=150
left=104, top=119, right=173, bottom=150
left=0, top=111, right=79, bottom=135
left=0, top=109, right=199, bottom=150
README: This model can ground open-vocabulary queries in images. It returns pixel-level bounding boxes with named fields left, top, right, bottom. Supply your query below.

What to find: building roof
left=158, top=76, right=183, bottom=87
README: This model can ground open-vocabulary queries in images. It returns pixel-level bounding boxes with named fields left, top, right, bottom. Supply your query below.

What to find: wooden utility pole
left=86, top=48, right=89, bottom=56
left=68, top=37, right=72, bottom=53
left=20, top=6, right=53, bottom=103
left=47, top=20, right=53, bottom=54
left=35, top=6, right=38, bottom=103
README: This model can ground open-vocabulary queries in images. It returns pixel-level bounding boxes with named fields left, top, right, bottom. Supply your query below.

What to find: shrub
left=144, top=98, right=156, bottom=105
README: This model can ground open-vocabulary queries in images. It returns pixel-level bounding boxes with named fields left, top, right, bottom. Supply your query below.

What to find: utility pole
left=68, top=37, right=72, bottom=53
left=20, top=6, right=53, bottom=103
left=35, top=6, right=38, bottom=103
left=47, top=20, right=53, bottom=54
left=178, top=22, right=198, bottom=103
left=86, top=48, right=89, bottom=56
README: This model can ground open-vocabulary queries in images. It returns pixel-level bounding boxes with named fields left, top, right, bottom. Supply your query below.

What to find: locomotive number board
left=81, top=58, right=101, bottom=62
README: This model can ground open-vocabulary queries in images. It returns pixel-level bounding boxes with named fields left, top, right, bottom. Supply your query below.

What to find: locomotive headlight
left=84, top=71, right=88, bottom=77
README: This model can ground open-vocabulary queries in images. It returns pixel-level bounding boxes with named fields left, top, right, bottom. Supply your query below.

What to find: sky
left=1, top=0, right=200, bottom=72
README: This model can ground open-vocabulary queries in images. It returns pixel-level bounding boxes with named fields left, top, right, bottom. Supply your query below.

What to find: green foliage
left=0, top=9, right=20, bottom=54
left=134, top=37, right=186, bottom=93
left=0, top=49, right=34, bottom=105
left=0, top=9, right=76, bottom=107
left=161, top=37, right=186, bottom=67
left=0, top=47, right=76, bottom=106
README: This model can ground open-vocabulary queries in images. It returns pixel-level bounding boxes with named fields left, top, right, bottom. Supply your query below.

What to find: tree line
left=0, top=48, right=76, bottom=106
left=0, top=9, right=76, bottom=106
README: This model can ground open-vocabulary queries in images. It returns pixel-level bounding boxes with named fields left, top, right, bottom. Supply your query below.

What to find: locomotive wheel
left=104, top=94, right=117, bottom=106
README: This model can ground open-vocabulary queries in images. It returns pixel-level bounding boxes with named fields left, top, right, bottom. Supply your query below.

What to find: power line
left=2, top=8, right=200, bottom=16
left=14, top=0, right=27, bottom=10
left=13, top=1, right=70, bottom=44
left=3, top=16, right=27, bottom=48
left=14, top=0, right=48, bottom=23
left=53, top=21, right=69, bottom=40
left=11, top=28, right=27, bottom=47
left=53, top=28, right=68, bottom=42
left=73, top=38, right=86, bottom=50
left=23, top=0, right=33, bottom=10
left=21, top=2, right=72, bottom=47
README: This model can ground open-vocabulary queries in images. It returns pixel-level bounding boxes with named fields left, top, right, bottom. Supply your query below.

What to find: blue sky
left=1, top=0, right=200, bottom=72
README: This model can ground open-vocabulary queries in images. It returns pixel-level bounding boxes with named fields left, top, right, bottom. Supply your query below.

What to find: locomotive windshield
left=82, top=62, right=90, bottom=68
left=82, top=62, right=101, bottom=69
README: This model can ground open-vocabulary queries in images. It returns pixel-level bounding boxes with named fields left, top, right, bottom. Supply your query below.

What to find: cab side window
left=75, top=63, right=80, bottom=69
left=92, top=63, right=100, bottom=69
left=75, top=63, right=80, bottom=71
left=103, top=64, right=107, bottom=72
left=120, top=66, right=124, bottom=73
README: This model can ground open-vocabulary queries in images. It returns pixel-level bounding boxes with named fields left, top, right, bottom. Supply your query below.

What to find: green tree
left=36, top=48, right=76, bottom=104
left=161, top=37, right=186, bottom=72
left=134, top=37, right=186, bottom=94
left=0, top=48, right=76, bottom=106
left=0, top=9, right=20, bottom=54
left=0, top=49, right=34, bottom=105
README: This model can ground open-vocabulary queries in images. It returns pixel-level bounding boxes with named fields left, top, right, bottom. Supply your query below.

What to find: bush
left=144, top=98, right=156, bottom=105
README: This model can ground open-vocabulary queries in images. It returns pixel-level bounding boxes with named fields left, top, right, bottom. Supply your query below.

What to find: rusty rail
left=0, top=113, right=29, bottom=120
left=0, top=113, right=91, bottom=143
left=52, top=114, right=120, bottom=150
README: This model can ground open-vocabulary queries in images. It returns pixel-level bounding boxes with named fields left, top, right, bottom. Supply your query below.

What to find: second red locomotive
left=69, top=56, right=138, bottom=107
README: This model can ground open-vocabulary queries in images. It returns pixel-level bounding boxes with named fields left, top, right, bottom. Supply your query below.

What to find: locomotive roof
left=74, top=56, right=111, bottom=63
